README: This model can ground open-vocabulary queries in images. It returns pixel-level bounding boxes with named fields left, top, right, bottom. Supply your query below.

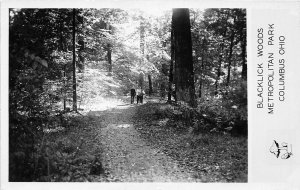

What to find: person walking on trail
left=130, top=88, right=136, bottom=104
left=136, top=89, right=145, bottom=104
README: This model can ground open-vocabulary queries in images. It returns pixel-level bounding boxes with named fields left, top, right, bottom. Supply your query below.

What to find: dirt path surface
left=87, top=101, right=198, bottom=182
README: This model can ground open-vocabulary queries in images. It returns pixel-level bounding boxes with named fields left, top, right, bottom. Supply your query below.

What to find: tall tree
left=106, top=23, right=113, bottom=74
left=198, top=37, right=207, bottom=98
left=214, top=10, right=229, bottom=95
left=148, top=74, right=153, bottom=95
left=238, top=10, right=247, bottom=80
left=226, top=29, right=235, bottom=86
left=168, top=23, right=175, bottom=102
left=78, top=11, right=85, bottom=73
left=72, top=8, right=77, bottom=111
left=139, top=18, right=145, bottom=90
left=58, top=10, right=67, bottom=110
left=241, top=34, right=247, bottom=80
left=172, top=8, right=196, bottom=107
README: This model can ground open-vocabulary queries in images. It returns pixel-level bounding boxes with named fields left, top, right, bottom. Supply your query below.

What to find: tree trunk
left=63, top=65, right=67, bottom=110
left=240, top=28, right=247, bottom=80
left=78, top=12, right=85, bottom=73
left=148, top=74, right=153, bottom=96
left=140, top=19, right=145, bottom=68
left=107, top=43, right=112, bottom=73
left=198, top=38, right=207, bottom=98
left=72, top=9, right=77, bottom=112
left=106, top=23, right=112, bottom=75
left=138, top=19, right=145, bottom=90
left=215, top=51, right=223, bottom=95
left=214, top=13, right=229, bottom=95
left=199, top=79, right=203, bottom=98
left=199, top=59, right=204, bottom=98
left=78, top=39, right=85, bottom=72
left=59, top=12, right=67, bottom=111
left=138, top=73, right=144, bottom=91
left=226, top=30, right=235, bottom=86
left=168, top=25, right=175, bottom=102
left=172, top=8, right=196, bottom=107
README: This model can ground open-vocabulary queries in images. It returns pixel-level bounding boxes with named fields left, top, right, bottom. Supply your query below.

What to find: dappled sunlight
left=158, top=118, right=169, bottom=127
left=115, top=104, right=135, bottom=110
left=78, top=67, right=124, bottom=101
left=9, top=8, right=247, bottom=182
left=81, top=94, right=156, bottom=113
left=108, top=123, right=133, bottom=129
left=81, top=96, right=129, bottom=112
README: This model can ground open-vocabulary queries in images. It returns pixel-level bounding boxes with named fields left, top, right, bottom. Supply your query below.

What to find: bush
left=194, top=81, right=247, bottom=135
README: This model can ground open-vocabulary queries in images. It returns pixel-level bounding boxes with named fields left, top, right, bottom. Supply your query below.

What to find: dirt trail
left=87, top=101, right=197, bottom=182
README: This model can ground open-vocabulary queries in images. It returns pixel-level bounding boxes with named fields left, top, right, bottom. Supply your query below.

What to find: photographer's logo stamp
left=270, top=140, right=293, bottom=159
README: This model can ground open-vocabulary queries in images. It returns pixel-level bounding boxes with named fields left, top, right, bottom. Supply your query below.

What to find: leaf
left=40, top=59, right=48, bottom=67
left=34, top=56, right=48, bottom=68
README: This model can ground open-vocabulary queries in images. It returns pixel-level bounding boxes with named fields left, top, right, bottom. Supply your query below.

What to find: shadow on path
left=86, top=101, right=198, bottom=182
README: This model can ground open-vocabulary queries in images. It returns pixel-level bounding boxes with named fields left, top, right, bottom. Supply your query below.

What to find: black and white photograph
left=2, top=0, right=300, bottom=189
left=7, top=7, right=247, bottom=182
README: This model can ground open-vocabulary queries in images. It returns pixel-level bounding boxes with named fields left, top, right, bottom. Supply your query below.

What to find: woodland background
left=9, top=8, right=247, bottom=182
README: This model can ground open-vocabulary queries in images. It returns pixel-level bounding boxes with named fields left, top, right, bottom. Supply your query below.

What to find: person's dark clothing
left=130, top=89, right=136, bottom=104
left=137, top=94, right=143, bottom=104
left=136, top=89, right=145, bottom=104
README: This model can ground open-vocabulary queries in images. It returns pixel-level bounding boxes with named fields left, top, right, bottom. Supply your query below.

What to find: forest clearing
left=8, top=8, right=247, bottom=182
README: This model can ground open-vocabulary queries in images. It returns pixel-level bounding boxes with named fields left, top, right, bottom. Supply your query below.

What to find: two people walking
left=131, top=88, right=145, bottom=104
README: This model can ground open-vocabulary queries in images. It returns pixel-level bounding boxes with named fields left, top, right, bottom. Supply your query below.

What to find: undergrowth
left=134, top=102, right=247, bottom=182
left=9, top=113, right=106, bottom=182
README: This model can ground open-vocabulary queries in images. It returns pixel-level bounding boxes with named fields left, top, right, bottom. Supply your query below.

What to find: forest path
left=87, top=98, right=197, bottom=182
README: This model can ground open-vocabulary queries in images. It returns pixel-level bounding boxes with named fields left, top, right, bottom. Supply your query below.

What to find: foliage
left=134, top=103, right=247, bottom=182
left=9, top=8, right=83, bottom=181
left=8, top=8, right=247, bottom=181
left=190, top=8, right=246, bottom=98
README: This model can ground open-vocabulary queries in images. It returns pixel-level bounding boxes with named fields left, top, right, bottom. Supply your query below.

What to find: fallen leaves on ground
left=133, top=102, right=247, bottom=182
left=41, top=97, right=247, bottom=182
